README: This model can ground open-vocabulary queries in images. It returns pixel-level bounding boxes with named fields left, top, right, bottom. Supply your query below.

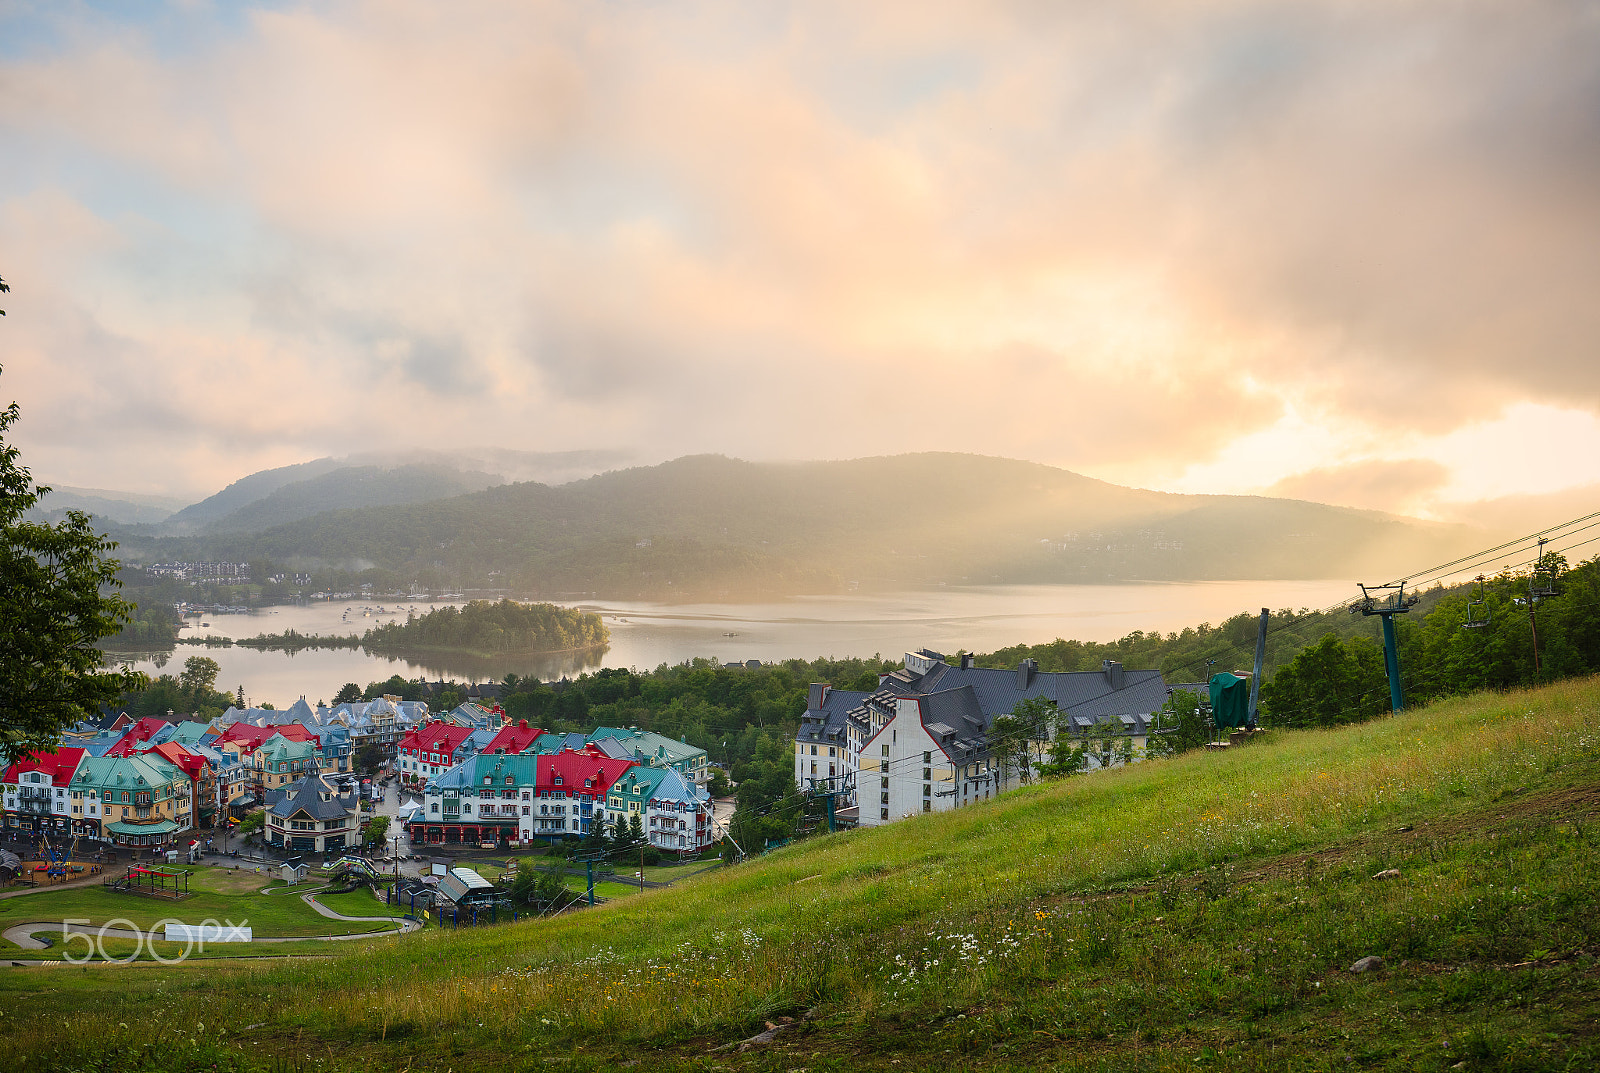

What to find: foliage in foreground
left=4, top=676, right=1598, bottom=1071
left=1, top=364, right=144, bottom=762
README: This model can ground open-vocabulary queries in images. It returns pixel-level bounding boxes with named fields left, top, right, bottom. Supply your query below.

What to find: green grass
left=312, top=887, right=392, bottom=918
left=562, top=876, right=642, bottom=899
left=2, top=677, right=1599, bottom=1071
left=0, top=865, right=391, bottom=937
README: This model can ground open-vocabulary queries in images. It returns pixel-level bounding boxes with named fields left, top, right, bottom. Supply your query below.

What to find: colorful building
left=68, top=754, right=192, bottom=847
left=2, top=748, right=89, bottom=839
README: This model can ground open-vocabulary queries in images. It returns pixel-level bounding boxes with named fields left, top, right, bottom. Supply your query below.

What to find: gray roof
left=267, top=774, right=355, bottom=822
left=796, top=687, right=870, bottom=746
left=438, top=866, right=496, bottom=905
left=846, top=655, right=1173, bottom=762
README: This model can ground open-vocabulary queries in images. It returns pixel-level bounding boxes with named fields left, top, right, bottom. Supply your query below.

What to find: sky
left=2, top=0, right=1599, bottom=524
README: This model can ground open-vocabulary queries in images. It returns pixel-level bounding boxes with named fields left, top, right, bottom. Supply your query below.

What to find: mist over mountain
left=117, top=452, right=1491, bottom=600
left=154, top=448, right=634, bottom=535
left=24, top=485, right=189, bottom=526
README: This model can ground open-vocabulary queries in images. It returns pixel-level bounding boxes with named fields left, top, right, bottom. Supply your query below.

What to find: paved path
left=2, top=890, right=417, bottom=953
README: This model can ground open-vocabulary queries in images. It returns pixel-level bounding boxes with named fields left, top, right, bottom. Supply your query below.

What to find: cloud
left=1, top=1, right=1598, bottom=507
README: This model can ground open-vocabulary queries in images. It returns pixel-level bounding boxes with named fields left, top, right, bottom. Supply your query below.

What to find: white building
left=798, top=651, right=1172, bottom=827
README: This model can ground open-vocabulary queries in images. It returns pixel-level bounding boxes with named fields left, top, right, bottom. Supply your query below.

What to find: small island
left=361, top=598, right=609, bottom=658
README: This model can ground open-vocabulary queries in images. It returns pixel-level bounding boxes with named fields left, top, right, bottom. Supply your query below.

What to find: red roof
left=103, top=716, right=174, bottom=755
left=1, top=747, right=88, bottom=786
left=217, top=723, right=319, bottom=752
left=398, top=720, right=478, bottom=757
left=142, top=741, right=209, bottom=779
left=483, top=720, right=544, bottom=755
left=537, top=749, right=634, bottom=797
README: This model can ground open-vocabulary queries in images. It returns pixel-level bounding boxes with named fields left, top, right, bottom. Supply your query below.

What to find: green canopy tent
left=1208, top=672, right=1252, bottom=730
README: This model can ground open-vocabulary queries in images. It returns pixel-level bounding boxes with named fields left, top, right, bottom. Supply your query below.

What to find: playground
left=6, top=836, right=106, bottom=887
left=101, top=863, right=191, bottom=899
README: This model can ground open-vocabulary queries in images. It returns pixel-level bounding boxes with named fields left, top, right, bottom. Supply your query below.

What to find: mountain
left=24, top=484, right=188, bottom=526
left=159, top=448, right=633, bottom=535
left=189, top=452, right=1491, bottom=599
left=159, top=457, right=351, bottom=534
left=201, top=463, right=504, bottom=533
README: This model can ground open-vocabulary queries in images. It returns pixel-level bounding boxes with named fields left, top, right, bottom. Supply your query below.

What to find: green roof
left=105, top=819, right=179, bottom=835
left=590, top=727, right=705, bottom=765
left=607, top=765, right=672, bottom=801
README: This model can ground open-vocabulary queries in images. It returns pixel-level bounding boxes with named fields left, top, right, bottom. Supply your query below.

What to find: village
left=0, top=644, right=1197, bottom=950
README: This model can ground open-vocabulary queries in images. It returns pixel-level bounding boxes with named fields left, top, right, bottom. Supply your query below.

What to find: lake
left=113, top=580, right=1359, bottom=708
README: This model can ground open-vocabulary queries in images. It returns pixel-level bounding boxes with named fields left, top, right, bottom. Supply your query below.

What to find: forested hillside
left=116, top=453, right=1487, bottom=600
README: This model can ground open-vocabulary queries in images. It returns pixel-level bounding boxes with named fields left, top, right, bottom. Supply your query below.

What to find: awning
left=106, top=820, right=180, bottom=835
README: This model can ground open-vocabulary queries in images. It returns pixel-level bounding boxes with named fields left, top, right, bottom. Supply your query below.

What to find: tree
left=0, top=362, right=145, bottom=764
left=334, top=682, right=363, bottom=704
left=363, top=813, right=391, bottom=846
left=178, top=655, right=221, bottom=695
left=1144, top=689, right=1207, bottom=759
left=1259, top=633, right=1389, bottom=728
left=355, top=743, right=384, bottom=773
left=236, top=811, right=264, bottom=838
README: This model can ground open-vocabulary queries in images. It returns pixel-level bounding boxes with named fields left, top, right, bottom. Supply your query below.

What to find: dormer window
left=553, top=775, right=563, bottom=785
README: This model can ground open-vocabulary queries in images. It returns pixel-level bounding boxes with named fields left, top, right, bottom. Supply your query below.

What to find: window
left=810, top=762, right=817, bottom=775
left=922, top=801, right=931, bottom=813
left=922, top=784, right=931, bottom=797
left=881, top=744, right=889, bottom=757
left=923, top=767, right=931, bottom=780
left=880, top=777, right=888, bottom=789
left=880, top=760, right=888, bottom=773
left=880, top=792, right=889, bottom=804
left=810, top=745, right=817, bottom=755
left=880, top=808, right=889, bottom=820
left=522, top=806, right=529, bottom=815
left=430, top=803, right=438, bottom=813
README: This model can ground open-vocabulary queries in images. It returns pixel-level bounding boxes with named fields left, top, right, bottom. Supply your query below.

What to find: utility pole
left=1351, top=583, right=1419, bottom=714
left=1247, top=608, right=1268, bottom=727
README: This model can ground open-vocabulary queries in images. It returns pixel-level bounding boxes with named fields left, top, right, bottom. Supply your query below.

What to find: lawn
left=0, top=864, right=392, bottom=937
left=1, top=676, right=1598, bottom=1071
left=562, top=876, right=641, bottom=899
left=313, top=887, right=392, bottom=918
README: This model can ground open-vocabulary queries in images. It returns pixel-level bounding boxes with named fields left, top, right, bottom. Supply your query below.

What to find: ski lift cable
left=1383, top=510, right=1600, bottom=589
left=1396, top=520, right=1600, bottom=594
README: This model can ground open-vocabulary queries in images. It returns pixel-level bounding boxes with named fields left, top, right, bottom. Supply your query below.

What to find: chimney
left=1016, top=659, right=1036, bottom=690
left=519, top=719, right=528, bottom=729
left=1102, top=660, right=1125, bottom=690
left=960, top=653, right=974, bottom=670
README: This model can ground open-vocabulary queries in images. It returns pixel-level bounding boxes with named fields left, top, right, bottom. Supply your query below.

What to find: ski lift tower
left=1351, top=582, right=1420, bottom=713
left=805, top=774, right=853, bottom=835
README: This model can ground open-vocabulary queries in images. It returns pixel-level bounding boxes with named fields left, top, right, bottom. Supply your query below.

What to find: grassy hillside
left=143, top=453, right=1487, bottom=599
left=6, top=677, right=1598, bottom=1071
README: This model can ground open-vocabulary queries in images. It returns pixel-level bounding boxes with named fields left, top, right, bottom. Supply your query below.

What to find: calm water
left=114, top=580, right=1359, bottom=708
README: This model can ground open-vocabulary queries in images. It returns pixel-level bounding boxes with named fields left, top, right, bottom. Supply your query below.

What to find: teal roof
left=106, top=819, right=179, bottom=835
left=590, top=727, right=705, bottom=766
left=167, top=721, right=216, bottom=745
left=259, top=733, right=318, bottom=762
left=73, top=754, right=184, bottom=792
left=607, top=764, right=672, bottom=801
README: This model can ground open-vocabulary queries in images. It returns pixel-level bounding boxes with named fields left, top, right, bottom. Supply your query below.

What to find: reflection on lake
left=114, top=580, right=1359, bottom=708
